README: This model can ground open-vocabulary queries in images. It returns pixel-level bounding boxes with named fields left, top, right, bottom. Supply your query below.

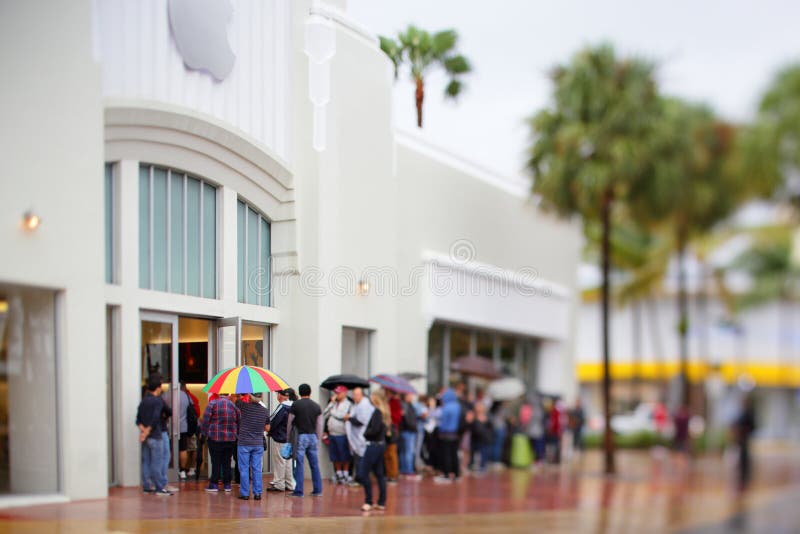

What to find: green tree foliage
left=527, top=44, right=663, bottom=474
left=379, top=26, right=471, bottom=127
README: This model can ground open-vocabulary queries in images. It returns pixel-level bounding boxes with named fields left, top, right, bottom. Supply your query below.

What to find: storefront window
left=0, top=286, right=59, bottom=495
left=237, top=201, right=271, bottom=306
left=139, top=165, right=217, bottom=298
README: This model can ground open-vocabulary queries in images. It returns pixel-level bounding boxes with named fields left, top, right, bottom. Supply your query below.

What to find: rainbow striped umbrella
left=203, top=365, right=289, bottom=395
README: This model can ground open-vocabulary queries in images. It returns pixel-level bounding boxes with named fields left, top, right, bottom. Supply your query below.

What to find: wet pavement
left=1, top=443, right=799, bottom=533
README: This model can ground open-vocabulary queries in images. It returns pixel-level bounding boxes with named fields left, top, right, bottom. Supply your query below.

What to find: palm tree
left=635, top=99, right=760, bottom=408
left=379, top=26, right=471, bottom=127
left=527, top=44, right=662, bottom=474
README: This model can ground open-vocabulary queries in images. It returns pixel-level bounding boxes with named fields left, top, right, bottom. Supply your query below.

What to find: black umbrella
left=320, top=374, right=370, bottom=390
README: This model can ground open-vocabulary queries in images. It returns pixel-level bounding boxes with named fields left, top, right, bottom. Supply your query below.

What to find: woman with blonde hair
left=355, top=390, right=390, bottom=512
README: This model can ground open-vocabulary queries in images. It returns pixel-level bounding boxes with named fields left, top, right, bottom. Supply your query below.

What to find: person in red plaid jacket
left=201, top=394, right=240, bottom=492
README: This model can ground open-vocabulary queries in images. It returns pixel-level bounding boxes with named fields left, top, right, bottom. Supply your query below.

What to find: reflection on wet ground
left=0, top=444, right=799, bottom=533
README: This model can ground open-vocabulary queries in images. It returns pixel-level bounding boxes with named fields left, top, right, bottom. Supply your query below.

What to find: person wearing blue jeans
left=238, top=445, right=265, bottom=498
left=399, top=393, right=420, bottom=475
left=287, top=384, right=323, bottom=497
left=142, top=437, right=166, bottom=492
left=292, top=434, right=323, bottom=496
left=236, top=394, right=270, bottom=500
left=137, top=377, right=172, bottom=495
left=399, top=430, right=416, bottom=474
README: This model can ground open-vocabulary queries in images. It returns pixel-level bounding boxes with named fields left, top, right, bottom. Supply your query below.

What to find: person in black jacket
left=350, top=391, right=389, bottom=512
left=469, top=402, right=494, bottom=473
left=266, top=389, right=296, bottom=493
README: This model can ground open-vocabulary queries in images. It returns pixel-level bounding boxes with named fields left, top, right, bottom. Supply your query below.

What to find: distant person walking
left=287, top=383, right=323, bottom=497
left=136, top=376, right=172, bottom=496
left=569, top=399, right=585, bottom=455
left=734, top=396, right=756, bottom=489
left=323, top=385, right=353, bottom=484
left=201, top=393, right=240, bottom=493
left=354, top=391, right=389, bottom=512
left=236, top=394, right=270, bottom=500
left=267, top=388, right=295, bottom=493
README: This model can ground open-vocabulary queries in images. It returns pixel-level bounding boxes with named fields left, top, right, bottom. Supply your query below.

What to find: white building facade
left=0, top=0, right=581, bottom=504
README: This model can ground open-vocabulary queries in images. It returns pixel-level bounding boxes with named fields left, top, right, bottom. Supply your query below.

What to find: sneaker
left=179, top=470, right=187, bottom=480
left=386, top=478, right=398, bottom=485
left=187, top=468, right=197, bottom=477
left=361, top=503, right=372, bottom=512
left=267, top=487, right=284, bottom=493
left=205, top=484, right=219, bottom=493
left=154, top=489, right=173, bottom=496
left=142, top=487, right=156, bottom=494
left=289, top=492, right=304, bottom=497
left=254, top=494, right=262, bottom=501
left=165, top=485, right=179, bottom=492
left=374, top=504, right=386, bottom=511
left=311, top=492, right=323, bottom=497
left=433, top=476, right=452, bottom=484
left=224, top=484, right=232, bottom=492
left=238, top=495, right=249, bottom=501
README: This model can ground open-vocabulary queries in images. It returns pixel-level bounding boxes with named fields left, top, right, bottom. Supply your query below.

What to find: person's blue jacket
left=438, top=389, right=461, bottom=434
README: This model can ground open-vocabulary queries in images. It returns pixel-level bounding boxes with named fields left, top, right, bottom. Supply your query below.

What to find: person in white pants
left=267, top=389, right=295, bottom=492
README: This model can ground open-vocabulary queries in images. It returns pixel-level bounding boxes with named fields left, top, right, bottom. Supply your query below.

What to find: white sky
left=347, top=0, right=800, bottom=180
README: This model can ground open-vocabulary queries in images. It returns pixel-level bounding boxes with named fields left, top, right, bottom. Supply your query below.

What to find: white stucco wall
left=0, top=0, right=107, bottom=500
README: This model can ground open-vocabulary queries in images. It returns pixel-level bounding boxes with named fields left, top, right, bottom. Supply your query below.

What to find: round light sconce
left=22, top=211, right=41, bottom=231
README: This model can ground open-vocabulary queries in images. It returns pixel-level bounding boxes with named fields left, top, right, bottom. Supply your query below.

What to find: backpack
left=186, top=393, right=199, bottom=435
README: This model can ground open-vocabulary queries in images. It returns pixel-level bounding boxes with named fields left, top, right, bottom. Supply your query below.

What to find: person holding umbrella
left=323, top=385, right=353, bottom=485
left=202, top=365, right=289, bottom=494
left=235, top=393, right=270, bottom=500
left=201, top=393, right=240, bottom=493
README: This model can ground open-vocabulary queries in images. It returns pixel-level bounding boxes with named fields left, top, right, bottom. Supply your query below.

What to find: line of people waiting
left=136, top=374, right=585, bottom=509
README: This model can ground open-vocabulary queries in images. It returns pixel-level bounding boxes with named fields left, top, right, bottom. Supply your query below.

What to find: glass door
left=216, top=317, right=241, bottom=372
left=140, top=312, right=180, bottom=482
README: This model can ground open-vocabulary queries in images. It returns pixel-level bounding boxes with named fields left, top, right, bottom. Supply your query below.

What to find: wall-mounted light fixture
left=357, top=280, right=369, bottom=296
left=22, top=210, right=41, bottom=231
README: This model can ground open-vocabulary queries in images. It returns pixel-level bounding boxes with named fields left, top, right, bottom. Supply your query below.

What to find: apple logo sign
left=168, top=0, right=236, bottom=81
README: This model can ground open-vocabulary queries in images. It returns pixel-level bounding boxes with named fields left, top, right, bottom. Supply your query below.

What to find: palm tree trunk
left=415, top=77, right=425, bottom=128
left=601, top=188, right=616, bottom=475
left=677, top=226, right=690, bottom=409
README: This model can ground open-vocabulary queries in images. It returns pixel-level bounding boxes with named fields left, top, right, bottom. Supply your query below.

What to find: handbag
left=279, top=442, right=293, bottom=459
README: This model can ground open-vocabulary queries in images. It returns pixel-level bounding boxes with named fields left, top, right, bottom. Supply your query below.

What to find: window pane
left=237, top=202, right=246, bottom=303
left=246, top=208, right=259, bottom=304
left=242, top=323, right=265, bottom=368
left=138, top=166, right=150, bottom=289
left=170, top=173, right=184, bottom=294
left=0, top=286, right=59, bottom=495
left=186, top=178, right=201, bottom=297
left=105, top=164, right=113, bottom=284
left=476, top=330, right=493, bottom=359
left=259, top=218, right=270, bottom=306
left=202, top=183, right=216, bottom=299
left=152, top=168, right=168, bottom=292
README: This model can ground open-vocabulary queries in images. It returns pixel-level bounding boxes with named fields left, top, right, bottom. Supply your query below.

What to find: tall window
left=139, top=165, right=216, bottom=298
left=104, top=163, right=115, bottom=284
left=237, top=200, right=271, bottom=306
